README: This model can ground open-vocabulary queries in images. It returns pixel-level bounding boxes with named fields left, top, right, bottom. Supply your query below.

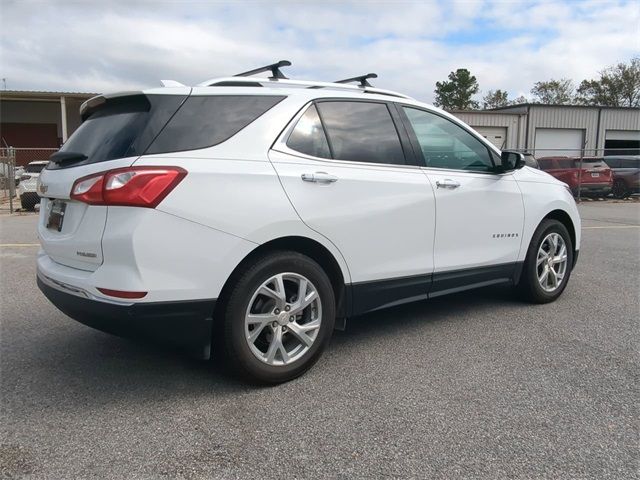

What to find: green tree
left=576, top=57, right=640, bottom=107
left=434, top=68, right=480, bottom=110
left=530, top=78, right=575, bottom=104
left=482, top=89, right=509, bottom=109
left=510, top=95, right=528, bottom=105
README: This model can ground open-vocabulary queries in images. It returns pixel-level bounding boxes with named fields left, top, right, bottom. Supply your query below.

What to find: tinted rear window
left=51, top=94, right=187, bottom=169
left=147, top=95, right=285, bottom=154
left=51, top=94, right=285, bottom=169
left=25, top=163, right=46, bottom=173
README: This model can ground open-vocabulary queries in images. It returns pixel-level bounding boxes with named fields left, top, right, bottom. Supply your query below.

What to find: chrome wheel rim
left=244, top=272, right=322, bottom=366
left=536, top=233, right=568, bottom=293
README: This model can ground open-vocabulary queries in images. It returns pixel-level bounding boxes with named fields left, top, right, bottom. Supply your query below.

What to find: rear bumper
left=37, top=274, right=215, bottom=359
left=573, top=183, right=612, bottom=195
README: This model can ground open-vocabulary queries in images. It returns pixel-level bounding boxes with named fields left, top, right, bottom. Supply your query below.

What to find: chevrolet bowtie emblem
left=38, top=183, right=48, bottom=194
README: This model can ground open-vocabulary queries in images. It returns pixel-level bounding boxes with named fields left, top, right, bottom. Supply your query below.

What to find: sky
left=1, top=0, right=638, bottom=104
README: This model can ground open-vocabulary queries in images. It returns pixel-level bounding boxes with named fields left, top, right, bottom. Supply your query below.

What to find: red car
left=538, top=156, right=613, bottom=197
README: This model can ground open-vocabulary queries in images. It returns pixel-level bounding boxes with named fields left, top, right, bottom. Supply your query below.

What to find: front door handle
left=301, top=172, right=338, bottom=184
left=435, top=179, right=460, bottom=189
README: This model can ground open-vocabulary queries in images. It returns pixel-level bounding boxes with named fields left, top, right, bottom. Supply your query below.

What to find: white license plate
left=591, top=173, right=600, bottom=177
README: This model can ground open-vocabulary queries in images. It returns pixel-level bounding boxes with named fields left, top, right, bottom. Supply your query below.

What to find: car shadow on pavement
left=5, top=285, right=525, bottom=413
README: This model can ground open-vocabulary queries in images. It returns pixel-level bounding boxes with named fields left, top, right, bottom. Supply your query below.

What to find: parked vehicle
left=537, top=156, right=613, bottom=197
left=18, top=161, right=47, bottom=210
left=603, top=155, right=640, bottom=199
left=14, top=166, right=25, bottom=186
left=522, top=153, right=540, bottom=169
left=36, top=62, right=581, bottom=383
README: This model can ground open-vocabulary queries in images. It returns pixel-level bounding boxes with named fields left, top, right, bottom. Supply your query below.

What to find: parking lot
left=1, top=202, right=638, bottom=479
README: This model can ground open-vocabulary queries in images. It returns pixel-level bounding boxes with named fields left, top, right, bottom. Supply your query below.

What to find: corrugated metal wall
left=599, top=109, right=640, bottom=150
left=452, top=106, right=639, bottom=154
left=527, top=106, right=599, bottom=153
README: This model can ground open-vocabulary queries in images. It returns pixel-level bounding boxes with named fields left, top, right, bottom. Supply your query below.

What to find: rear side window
left=147, top=95, right=285, bottom=154
left=315, top=101, right=405, bottom=165
left=286, top=105, right=331, bottom=159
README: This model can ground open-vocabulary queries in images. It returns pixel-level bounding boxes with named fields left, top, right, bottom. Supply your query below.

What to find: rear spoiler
left=79, top=91, right=143, bottom=121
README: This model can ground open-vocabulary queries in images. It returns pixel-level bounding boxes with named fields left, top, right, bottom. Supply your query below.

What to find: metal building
left=450, top=104, right=640, bottom=157
left=0, top=90, right=96, bottom=147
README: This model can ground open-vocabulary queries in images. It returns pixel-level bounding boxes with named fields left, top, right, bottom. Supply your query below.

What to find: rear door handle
left=435, top=179, right=460, bottom=189
left=301, top=172, right=338, bottom=184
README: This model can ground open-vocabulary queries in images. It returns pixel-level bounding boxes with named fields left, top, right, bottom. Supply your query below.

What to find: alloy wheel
left=244, top=272, right=322, bottom=366
left=536, top=232, right=568, bottom=293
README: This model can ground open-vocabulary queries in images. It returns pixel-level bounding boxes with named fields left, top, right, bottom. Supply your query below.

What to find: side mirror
left=500, top=151, right=525, bottom=172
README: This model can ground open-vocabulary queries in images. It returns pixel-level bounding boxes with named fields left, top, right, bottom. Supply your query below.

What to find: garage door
left=605, top=130, right=640, bottom=155
left=474, top=126, right=507, bottom=149
left=534, top=128, right=583, bottom=157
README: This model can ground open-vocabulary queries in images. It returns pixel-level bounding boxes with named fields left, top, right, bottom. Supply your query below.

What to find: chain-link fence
left=0, top=147, right=58, bottom=213
left=506, top=147, right=639, bottom=202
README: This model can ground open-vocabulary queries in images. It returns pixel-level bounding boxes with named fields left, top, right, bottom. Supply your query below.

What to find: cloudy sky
left=1, top=0, right=638, bottom=103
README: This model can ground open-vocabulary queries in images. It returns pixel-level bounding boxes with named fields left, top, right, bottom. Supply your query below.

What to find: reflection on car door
left=270, top=100, right=436, bottom=314
left=400, top=106, right=524, bottom=296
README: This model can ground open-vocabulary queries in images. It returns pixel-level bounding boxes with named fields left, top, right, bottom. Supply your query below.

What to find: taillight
left=97, top=287, right=147, bottom=299
left=71, top=167, right=186, bottom=208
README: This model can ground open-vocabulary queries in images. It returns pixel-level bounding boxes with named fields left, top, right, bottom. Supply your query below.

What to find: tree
left=530, top=78, right=575, bottom=104
left=482, top=89, right=509, bottom=109
left=510, top=95, right=528, bottom=105
left=434, top=69, right=480, bottom=110
left=576, top=57, right=640, bottom=107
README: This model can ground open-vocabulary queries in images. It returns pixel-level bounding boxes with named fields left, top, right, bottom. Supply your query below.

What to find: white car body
left=18, top=161, right=48, bottom=209
left=36, top=72, right=581, bottom=367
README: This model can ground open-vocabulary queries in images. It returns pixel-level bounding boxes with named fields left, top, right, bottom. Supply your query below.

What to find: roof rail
left=234, top=60, right=291, bottom=80
left=198, top=77, right=413, bottom=99
left=335, top=73, right=378, bottom=88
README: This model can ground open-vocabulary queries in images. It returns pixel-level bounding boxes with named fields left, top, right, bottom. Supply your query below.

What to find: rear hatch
left=38, top=91, right=189, bottom=271
left=575, top=157, right=612, bottom=184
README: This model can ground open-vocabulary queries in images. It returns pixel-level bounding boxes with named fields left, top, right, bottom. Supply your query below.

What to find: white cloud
left=0, top=0, right=638, bottom=103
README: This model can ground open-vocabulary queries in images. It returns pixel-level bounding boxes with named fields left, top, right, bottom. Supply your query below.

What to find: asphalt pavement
left=1, top=202, right=638, bottom=479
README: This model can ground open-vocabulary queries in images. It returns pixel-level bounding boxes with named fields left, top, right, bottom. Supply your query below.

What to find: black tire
left=222, top=251, right=335, bottom=384
left=612, top=179, right=629, bottom=199
left=20, top=195, right=36, bottom=211
left=519, top=219, right=573, bottom=304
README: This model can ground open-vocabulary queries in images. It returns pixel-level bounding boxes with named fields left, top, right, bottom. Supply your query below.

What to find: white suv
left=36, top=62, right=580, bottom=383
left=18, top=161, right=48, bottom=210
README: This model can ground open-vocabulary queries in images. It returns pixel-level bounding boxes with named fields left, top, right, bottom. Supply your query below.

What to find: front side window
left=403, top=107, right=494, bottom=172
left=286, top=104, right=331, bottom=159
left=315, top=101, right=405, bottom=165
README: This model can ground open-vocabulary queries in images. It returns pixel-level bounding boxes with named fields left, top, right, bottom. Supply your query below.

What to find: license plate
left=591, top=172, right=600, bottom=177
left=46, top=200, right=67, bottom=232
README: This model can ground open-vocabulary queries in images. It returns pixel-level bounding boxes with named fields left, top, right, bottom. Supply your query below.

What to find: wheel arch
left=541, top=209, right=579, bottom=269
left=214, top=236, right=350, bottom=322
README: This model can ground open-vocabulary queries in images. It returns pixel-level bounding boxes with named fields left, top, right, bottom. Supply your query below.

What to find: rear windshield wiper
left=49, top=151, right=88, bottom=166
